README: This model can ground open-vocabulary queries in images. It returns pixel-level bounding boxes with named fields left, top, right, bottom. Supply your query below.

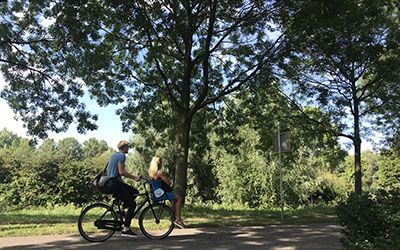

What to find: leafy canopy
left=1, top=0, right=282, bottom=138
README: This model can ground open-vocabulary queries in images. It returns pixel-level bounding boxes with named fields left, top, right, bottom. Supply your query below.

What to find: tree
left=82, top=138, right=109, bottom=159
left=125, top=107, right=219, bottom=203
left=0, top=128, right=22, bottom=148
left=374, top=153, right=400, bottom=191
left=210, top=80, right=347, bottom=207
left=57, top=137, right=83, bottom=162
left=1, top=1, right=283, bottom=200
left=186, top=108, right=218, bottom=203
left=276, top=0, right=400, bottom=193
left=212, top=124, right=266, bottom=206
left=0, top=129, right=24, bottom=184
left=0, top=1, right=98, bottom=137
left=0, top=130, right=111, bottom=208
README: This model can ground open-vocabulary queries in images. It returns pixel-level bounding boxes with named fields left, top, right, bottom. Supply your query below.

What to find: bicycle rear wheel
left=139, top=203, right=175, bottom=239
left=78, top=203, right=118, bottom=242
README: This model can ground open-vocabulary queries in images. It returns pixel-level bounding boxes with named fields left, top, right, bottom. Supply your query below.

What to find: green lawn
left=0, top=203, right=337, bottom=237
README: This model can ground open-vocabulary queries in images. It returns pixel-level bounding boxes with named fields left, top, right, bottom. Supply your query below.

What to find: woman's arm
left=157, top=171, right=172, bottom=185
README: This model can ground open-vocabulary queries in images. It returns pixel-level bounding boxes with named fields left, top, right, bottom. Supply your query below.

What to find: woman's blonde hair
left=148, top=156, right=162, bottom=179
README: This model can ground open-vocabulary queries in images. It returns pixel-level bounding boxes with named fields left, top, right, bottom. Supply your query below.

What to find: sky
left=0, top=73, right=131, bottom=151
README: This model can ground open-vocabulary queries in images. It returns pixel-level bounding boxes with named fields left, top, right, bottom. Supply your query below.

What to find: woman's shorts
left=164, top=191, right=175, bottom=200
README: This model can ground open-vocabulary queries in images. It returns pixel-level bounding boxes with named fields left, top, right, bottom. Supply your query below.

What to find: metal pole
left=278, top=122, right=283, bottom=222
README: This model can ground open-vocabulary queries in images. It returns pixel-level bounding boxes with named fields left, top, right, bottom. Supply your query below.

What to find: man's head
left=117, top=140, right=130, bottom=153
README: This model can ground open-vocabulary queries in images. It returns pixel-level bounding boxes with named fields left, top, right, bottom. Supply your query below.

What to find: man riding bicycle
left=108, top=140, right=140, bottom=237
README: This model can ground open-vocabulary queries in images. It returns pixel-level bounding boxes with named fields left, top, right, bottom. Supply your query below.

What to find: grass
left=184, top=203, right=338, bottom=227
left=0, top=203, right=338, bottom=237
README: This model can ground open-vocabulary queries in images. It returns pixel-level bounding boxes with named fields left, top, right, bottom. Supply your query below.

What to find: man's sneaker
left=174, top=220, right=186, bottom=229
left=121, top=228, right=138, bottom=237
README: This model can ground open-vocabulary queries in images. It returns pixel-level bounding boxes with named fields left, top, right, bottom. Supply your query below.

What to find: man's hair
left=117, top=140, right=129, bottom=150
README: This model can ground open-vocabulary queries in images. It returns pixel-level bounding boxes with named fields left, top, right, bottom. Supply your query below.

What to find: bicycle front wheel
left=139, top=203, right=175, bottom=239
left=78, top=203, right=118, bottom=242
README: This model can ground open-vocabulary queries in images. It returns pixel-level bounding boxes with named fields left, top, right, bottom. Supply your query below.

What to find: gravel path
left=0, top=223, right=342, bottom=250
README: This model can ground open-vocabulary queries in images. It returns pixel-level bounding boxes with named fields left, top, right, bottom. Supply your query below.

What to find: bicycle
left=77, top=178, right=175, bottom=242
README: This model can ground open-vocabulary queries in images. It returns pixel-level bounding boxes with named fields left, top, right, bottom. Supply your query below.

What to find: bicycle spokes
left=78, top=203, right=118, bottom=242
left=139, top=204, right=174, bottom=239
left=149, top=206, right=161, bottom=224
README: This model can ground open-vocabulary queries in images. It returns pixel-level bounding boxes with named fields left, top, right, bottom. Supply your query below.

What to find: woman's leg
left=173, top=194, right=183, bottom=222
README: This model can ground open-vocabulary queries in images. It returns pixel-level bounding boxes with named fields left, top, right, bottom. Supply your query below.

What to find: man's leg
left=117, top=183, right=139, bottom=228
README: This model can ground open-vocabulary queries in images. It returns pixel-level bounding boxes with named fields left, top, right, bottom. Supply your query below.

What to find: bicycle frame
left=108, top=179, right=168, bottom=230
left=79, top=179, right=175, bottom=242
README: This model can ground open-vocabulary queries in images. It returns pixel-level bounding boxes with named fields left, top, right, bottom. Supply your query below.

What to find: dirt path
left=0, top=223, right=342, bottom=250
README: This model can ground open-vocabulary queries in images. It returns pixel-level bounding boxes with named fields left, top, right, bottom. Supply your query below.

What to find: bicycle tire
left=78, top=203, right=118, bottom=242
left=139, top=203, right=175, bottom=239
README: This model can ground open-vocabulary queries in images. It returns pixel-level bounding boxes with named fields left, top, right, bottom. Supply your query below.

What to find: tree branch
left=0, top=38, right=52, bottom=46
left=358, top=75, right=384, bottom=102
left=275, top=86, right=355, bottom=141
left=190, top=0, right=217, bottom=115
left=0, top=58, right=50, bottom=77
left=194, top=33, right=284, bottom=111
left=137, top=1, right=183, bottom=111
left=193, top=3, right=258, bottom=64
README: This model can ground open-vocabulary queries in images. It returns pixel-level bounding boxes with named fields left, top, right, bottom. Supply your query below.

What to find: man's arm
left=118, top=162, right=140, bottom=181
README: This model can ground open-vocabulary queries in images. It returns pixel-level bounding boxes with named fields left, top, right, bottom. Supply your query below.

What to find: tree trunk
left=354, top=127, right=362, bottom=194
left=174, top=114, right=192, bottom=202
left=353, top=89, right=362, bottom=194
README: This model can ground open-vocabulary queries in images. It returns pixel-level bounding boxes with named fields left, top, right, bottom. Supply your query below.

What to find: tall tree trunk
left=354, top=125, right=362, bottom=194
left=353, top=90, right=362, bottom=194
left=174, top=113, right=192, bottom=202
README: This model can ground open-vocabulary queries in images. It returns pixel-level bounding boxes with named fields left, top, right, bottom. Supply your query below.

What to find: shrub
left=337, top=190, right=400, bottom=249
left=56, top=162, right=104, bottom=206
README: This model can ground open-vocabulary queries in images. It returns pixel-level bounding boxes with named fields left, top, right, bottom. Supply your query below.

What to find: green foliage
left=82, top=138, right=108, bottom=159
left=212, top=125, right=272, bottom=207
left=0, top=128, right=23, bottom=148
left=56, top=162, right=103, bottom=206
left=57, top=137, right=83, bottom=162
left=0, top=1, right=98, bottom=138
left=285, top=167, right=349, bottom=207
left=186, top=110, right=218, bottom=203
left=276, top=0, right=400, bottom=194
left=340, top=151, right=379, bottom=192
left=337, top=190, right=400, bottom=249
left=0, top=129, right=112, bottom=210
left=374, top=153, right=400, bottom=191
left=209, top=85, right=348, bottom=208
left=1, top=0, right=283, bottom=201
left=341, top=150, right=400, bottom=193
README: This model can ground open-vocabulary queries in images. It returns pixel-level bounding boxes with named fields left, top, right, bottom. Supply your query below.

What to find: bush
left=337, top=190, right=400, bottom=249
left=1, top=161, right=60, bottom=209
left=56, top=162, right=104, bottom=206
